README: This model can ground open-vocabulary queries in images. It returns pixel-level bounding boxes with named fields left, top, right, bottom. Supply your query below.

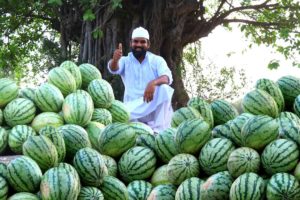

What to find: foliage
left=182, top=41, right=248, bottom=102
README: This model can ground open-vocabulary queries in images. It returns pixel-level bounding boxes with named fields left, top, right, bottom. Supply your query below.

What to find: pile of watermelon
left=1, top=60, right=300, bottom=200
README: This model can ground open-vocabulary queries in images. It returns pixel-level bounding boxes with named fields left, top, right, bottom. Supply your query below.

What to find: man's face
left=130, top=37, right=150, bottom=51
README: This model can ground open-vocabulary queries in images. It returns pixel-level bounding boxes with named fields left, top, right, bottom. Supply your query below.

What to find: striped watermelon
left=229, top=113, right=254, bottom=146
left=85, top=121, right=105, bottom=149
left=199, top=138, right=235, bottom=175
left=0, top=176, right=8, bottom=200
left=294, top=95, right=300, bottom=118
left=0, top=127, right=8, bottom=154
left=171, top=107, right=202, bottom=127
left=241, top=115, right=278, bottom=150
left=48, top=67, right=77, bottom=96
left=227, top=147, right=260, bottom=178
left=34, top=83, right=64, bottom=112
left=278, top=117, right=300, bottom=146
left=127, top=180, right=152, bottom=200
left=39, top=126, right=66, bottom=163
left=31, top=112, right=64, bottom=132
left=242, top=89, right=279, bottom=117
left=130, top=121, right=154, bottom=135
left=99, top=176, right=129, bottom=200
left=255, top=78, right=285, bottom=112
left=78, top=187, right=104, bottom=200
left=211, top=99, right=239, bottom=125
left=0, top=109, right=2, bottom=125
left=136, top=133, right=156, bottom=151
left=7, top=156, right=42, bottom=192
left=19, top=87, right=36, bottom=103
left=88, top=79, right=115, bottom=108
left=151, top=165, right=171, bottom=187
left=267, top=173, right=300, bottom=200
left=277, top=75, right=300, bottom=109
left=229, top=172, right=265, bottom=200
left=147, top=184, right=177, bottom=200
left=279, top=111, right=300, bottom=125
left=4, top=98, right=36, bottom=127
left=175, top=118, right=211, bottom=154
left=73, top=147, right=108, bottom=186
left=294, top=162, right=300, bottom=182
left=118, top=146, right=156, bottom=182
left=62, top=92, right=94, bottom=127
left=167, top=154, right=200, bottom=185
left=102, top=155, right=118, bottom=177
left=7, top=192, right=39, bottom=200
left=58, top=124, right=91, bottom=158
left=212, top=123, right=232, bottom=139
left=92, top=108, right=112, bottom=125
left=175, top=177, right=203, bottom=200
left=60, top=60, right=82, bottom=89
left=262, top=139, right=299, bottom=175
left=56, top=162, right=81, bottom=191
left=40, top=166, right=80, bottom=200
left=98, top=122, right=136, bottom=158
left=0, top=78, right=19, bottom=108
left=187, top=97, right=214, bottom=127
left=108, top=100, right=130, bottom=123
left=0, top=163, right=7, bottom=179
left=79, top=63, right=102, bottom=89
left=8, top=125, right=36, bottom=154
left=155, top=128, right=180, bottom=163
left=200, top=171, right=233, bottom=200
left=23, top=135, right=58, bottom=171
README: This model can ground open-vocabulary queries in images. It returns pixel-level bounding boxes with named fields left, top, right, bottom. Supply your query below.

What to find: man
left=107, top=26, right=174, bottom=133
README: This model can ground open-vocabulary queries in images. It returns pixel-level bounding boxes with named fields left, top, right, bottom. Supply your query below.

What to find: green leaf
left=268, top=60, right=280, bottom=70
left=92, top=27, right=103, bottom=39
left=83, top=9, right=96, bottom=21
left=111, top=0, right=122, bottom=9
left=48, top=0, right=62, bottom=6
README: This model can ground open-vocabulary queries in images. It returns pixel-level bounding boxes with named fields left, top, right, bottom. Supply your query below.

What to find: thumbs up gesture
left=113, top=43, right=123, bottom=62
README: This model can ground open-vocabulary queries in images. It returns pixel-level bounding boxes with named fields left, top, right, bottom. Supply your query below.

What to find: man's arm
left=109, top=43, right=123, bottom=71
left=144, top=75, right=170, bottom=103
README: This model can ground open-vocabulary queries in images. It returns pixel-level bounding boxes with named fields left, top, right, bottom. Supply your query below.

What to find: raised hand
left=113, top=43, right=123, bottom=62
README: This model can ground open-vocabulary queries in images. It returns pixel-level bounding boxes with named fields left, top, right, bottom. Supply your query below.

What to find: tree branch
left=222, top=19, right=288, bottom=28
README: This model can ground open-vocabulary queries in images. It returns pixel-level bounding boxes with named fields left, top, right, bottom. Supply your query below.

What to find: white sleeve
left=157, top=57, right=173, bottom=85
left=107, top=57, right=125, bottom=75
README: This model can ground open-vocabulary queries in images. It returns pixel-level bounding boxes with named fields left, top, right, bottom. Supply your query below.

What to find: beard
left=131, top=47, right=147, bottom=59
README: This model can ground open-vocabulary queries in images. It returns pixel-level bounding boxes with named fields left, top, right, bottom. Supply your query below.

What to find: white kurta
left=107, top=52, right=174, bottom=132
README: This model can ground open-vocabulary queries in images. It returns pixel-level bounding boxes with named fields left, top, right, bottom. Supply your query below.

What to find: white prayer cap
left=131, top=27, right=149, bottom=40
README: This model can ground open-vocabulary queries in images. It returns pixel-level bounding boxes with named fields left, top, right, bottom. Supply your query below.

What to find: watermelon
left=229, top=172, right=265, bottom=200
left=0, top=176, right=8, bottom=200
left=279, top=111, right=300, bottom=125
left=151, top=165, right=170, bottom=187
left=242, top=89, right=279, bottom=118
left=130, top=121, right=154, bottom=135
left=56, top=162, right=81, bottom=191
left=227, top=147, right=260, bottom=178
left=255, top=78, right=285, bottom=112
left=8, top=125, right=36, bottom=154
left=60, top=60, right=82, bottom=89
left=78, top=187, right=104, bottom=200
left=171, top=107, right=202, bottom=127
left=4, top=98, right=36, bottom=127
left=7, top=156, right=42, bottom=192
left=261, top=139, right=299, bottom=175
left=267, top=173, right=300, bottom=200
left=85, top=121, right=105, bottom=149
left=147, top=184, right=176, bottom=200
left=0, top=78, right=19, bottom=108
left=211, top=99, right=239, bottom=125
left=73, top=147, right=108, bottom=186
left=294, top=162, right=300, bottom=182
left=278, top=117, right=300, bottom=146
left=88, top=79, right=115, bottom=108
left=241, top=115, right=278, bottom=150
left=92, top=108, right=112, bottom=125
left=98, top=122, right=136, bottom=158
left=200, top=171, right=233, bottom=200
left=108, top=100, right=130, bottom=123
left=294, top=95, right=300, bottom=118
left=40, top=166, right=80, bottom=200
left=99, top=176, right=129, bottom=200
left=0, top=163, right=7, bottom=179
left=7, top=192, right=39, bottom=200
left=48, top=67, right=77, bottom=96
left=175, top=118, right=211, bottom=154
left=199, top=138, right=235, bottom=175
left=277, top=75, right=300, bottom=109
left=79, top=63, right=102, bottom=89
left=211, top=123, right=232, bottom=139
left=167, top=154, right=199, bottom=185
left=0, top=109, right=2, bottom=125
left=127, top=180, right=152, bottom=200
left=58, top=124, right=92, bottom=158
left=19, top=87, right=36, bottom=103
left=229, top=113, right=254, bottom=146
left=118, top=146, right=156, bottom=182
left=102, top=155, right=118, bottom=177
left=175, top=177, right=203, bottom=200
left=0, top=127, right=8, bottom=154
left=187, top=97, right=214, bottom=127
left=136, top=133, right=156, bottom=151
left=62, top=92, right=94, bottom=127
left=31, top=112, right=64, bottom=132
left=23, top=135, right=58, bottom=171
left=35, top=83, right=64, bottom=112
